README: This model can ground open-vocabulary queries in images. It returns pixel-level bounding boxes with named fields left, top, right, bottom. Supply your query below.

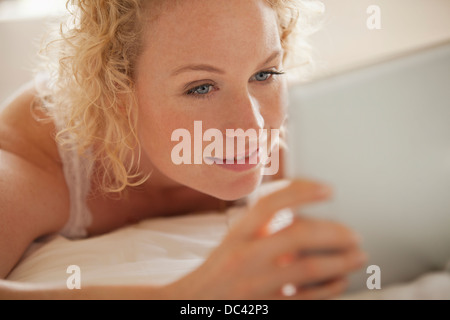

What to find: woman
left=0, top=0, right=366, bottom=299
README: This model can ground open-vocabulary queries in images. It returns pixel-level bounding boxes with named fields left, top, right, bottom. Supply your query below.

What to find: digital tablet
left=285, top=41, right=450, bottom=292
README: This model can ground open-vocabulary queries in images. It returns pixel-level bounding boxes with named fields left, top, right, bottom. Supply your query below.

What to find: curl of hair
left=267, top=0, right=324, bottom=82
left=35, top=0, right=323, bottom=197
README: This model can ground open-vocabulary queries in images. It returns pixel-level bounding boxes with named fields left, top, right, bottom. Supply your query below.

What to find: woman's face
left=135, top=0, right=287, bottom=200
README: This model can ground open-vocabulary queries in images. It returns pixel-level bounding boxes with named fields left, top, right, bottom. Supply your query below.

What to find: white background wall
left=309, top=0, right=450, bottom=78
left=1, top=0, right=450, bottom=103
left=0, top=18, right=50, bottom=104
left=0, top=0, right=65, bottom=104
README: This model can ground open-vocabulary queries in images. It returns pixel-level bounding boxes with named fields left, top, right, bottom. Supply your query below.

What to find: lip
left=207, top=137, right=267, bottom=162
left=206, top=148, right=262, bottom=172
left=224, top=148, right=256, bottom=161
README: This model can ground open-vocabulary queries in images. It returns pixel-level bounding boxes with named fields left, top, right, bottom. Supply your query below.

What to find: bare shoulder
left=0, top=83, right=70, bottom=278
left=0, top=83, right=63, bottom=172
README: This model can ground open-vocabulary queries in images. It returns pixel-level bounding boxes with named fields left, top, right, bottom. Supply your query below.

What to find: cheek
left=136, top=94, right=176, bottom=159
left=136, top=95, right=204, bottom=173
left=261, top=80, right=288, bottom=129
left=135, top=74, right=179, bottom=156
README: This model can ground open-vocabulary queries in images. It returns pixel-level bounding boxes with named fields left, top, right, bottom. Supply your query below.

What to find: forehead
left=140, top=0, right=281, bottom=69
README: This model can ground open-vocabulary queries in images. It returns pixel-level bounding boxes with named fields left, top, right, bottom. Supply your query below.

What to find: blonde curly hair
left=35, top=0, right=323, bottom=197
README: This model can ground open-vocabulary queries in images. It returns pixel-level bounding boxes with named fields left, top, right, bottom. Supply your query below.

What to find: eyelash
left=185, top=70, right=285, bottom=100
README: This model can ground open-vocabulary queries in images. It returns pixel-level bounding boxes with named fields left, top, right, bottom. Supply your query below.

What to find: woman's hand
left=165, top=179, right=366, bottom=300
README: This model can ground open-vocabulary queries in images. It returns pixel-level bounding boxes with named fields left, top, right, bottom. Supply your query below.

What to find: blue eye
left=251, top=70, right=285, bottom=82
left=184, top=70, right=284, bottom=99
left=254, top=72, right=271, bottom=81
left=187, top=84, right=213, bottom=95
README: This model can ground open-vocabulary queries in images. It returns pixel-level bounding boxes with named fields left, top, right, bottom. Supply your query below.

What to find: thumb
left=236, top=179, right=332, bottom=239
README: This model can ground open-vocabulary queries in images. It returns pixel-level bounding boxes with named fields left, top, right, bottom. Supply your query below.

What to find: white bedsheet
left=6, top=203, right=450, bottom=299
left=7, top=209, right=238, bottom=287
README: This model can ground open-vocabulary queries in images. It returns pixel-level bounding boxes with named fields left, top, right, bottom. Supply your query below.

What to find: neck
left=126, top=144, right=183, bottom=192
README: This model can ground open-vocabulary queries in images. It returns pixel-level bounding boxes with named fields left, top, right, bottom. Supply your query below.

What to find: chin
left=162, top=163, right=265, bottom=201
left=204, top=167, right=264, bottom=201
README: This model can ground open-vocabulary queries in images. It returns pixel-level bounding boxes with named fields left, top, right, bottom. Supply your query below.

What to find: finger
left=262, top=248, right=366, bottom=296
left=256, top=218, right=361, bottom=262
left=236, top=179, right=333, bottom=238
left=284, top=277, right=349, bottom=300
left=246, top=245, right=364, bottom=299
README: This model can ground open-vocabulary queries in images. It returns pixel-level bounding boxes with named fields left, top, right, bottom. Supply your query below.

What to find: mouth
left=206, top=147, right=260, bottom=164
left=205, top=147, right=262, bottom=172
left=225, top=148, right=259, bottom=162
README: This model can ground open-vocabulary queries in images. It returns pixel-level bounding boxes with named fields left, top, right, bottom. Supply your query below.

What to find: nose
left=219, top=90, right=266, bottom=157
left=221, top=89, right=265, bottom=132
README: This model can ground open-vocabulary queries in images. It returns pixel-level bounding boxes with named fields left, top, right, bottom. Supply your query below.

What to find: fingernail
left=352, top=232, right=362, bottom=243
left=355, top=252, right=368, bottom=265
left=316, top=185, right=332, bottom=196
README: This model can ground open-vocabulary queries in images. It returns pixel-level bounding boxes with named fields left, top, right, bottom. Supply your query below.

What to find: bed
left=6, top=181, right=450, bottom=300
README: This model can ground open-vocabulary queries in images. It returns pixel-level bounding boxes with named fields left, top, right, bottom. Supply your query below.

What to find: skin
left=133, top=0, right=287, bottom=200
left=0, top=0, right=366, bottom=299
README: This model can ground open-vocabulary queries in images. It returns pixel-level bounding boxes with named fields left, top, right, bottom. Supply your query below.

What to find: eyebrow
left=170, top=50, right=283, bottom=77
